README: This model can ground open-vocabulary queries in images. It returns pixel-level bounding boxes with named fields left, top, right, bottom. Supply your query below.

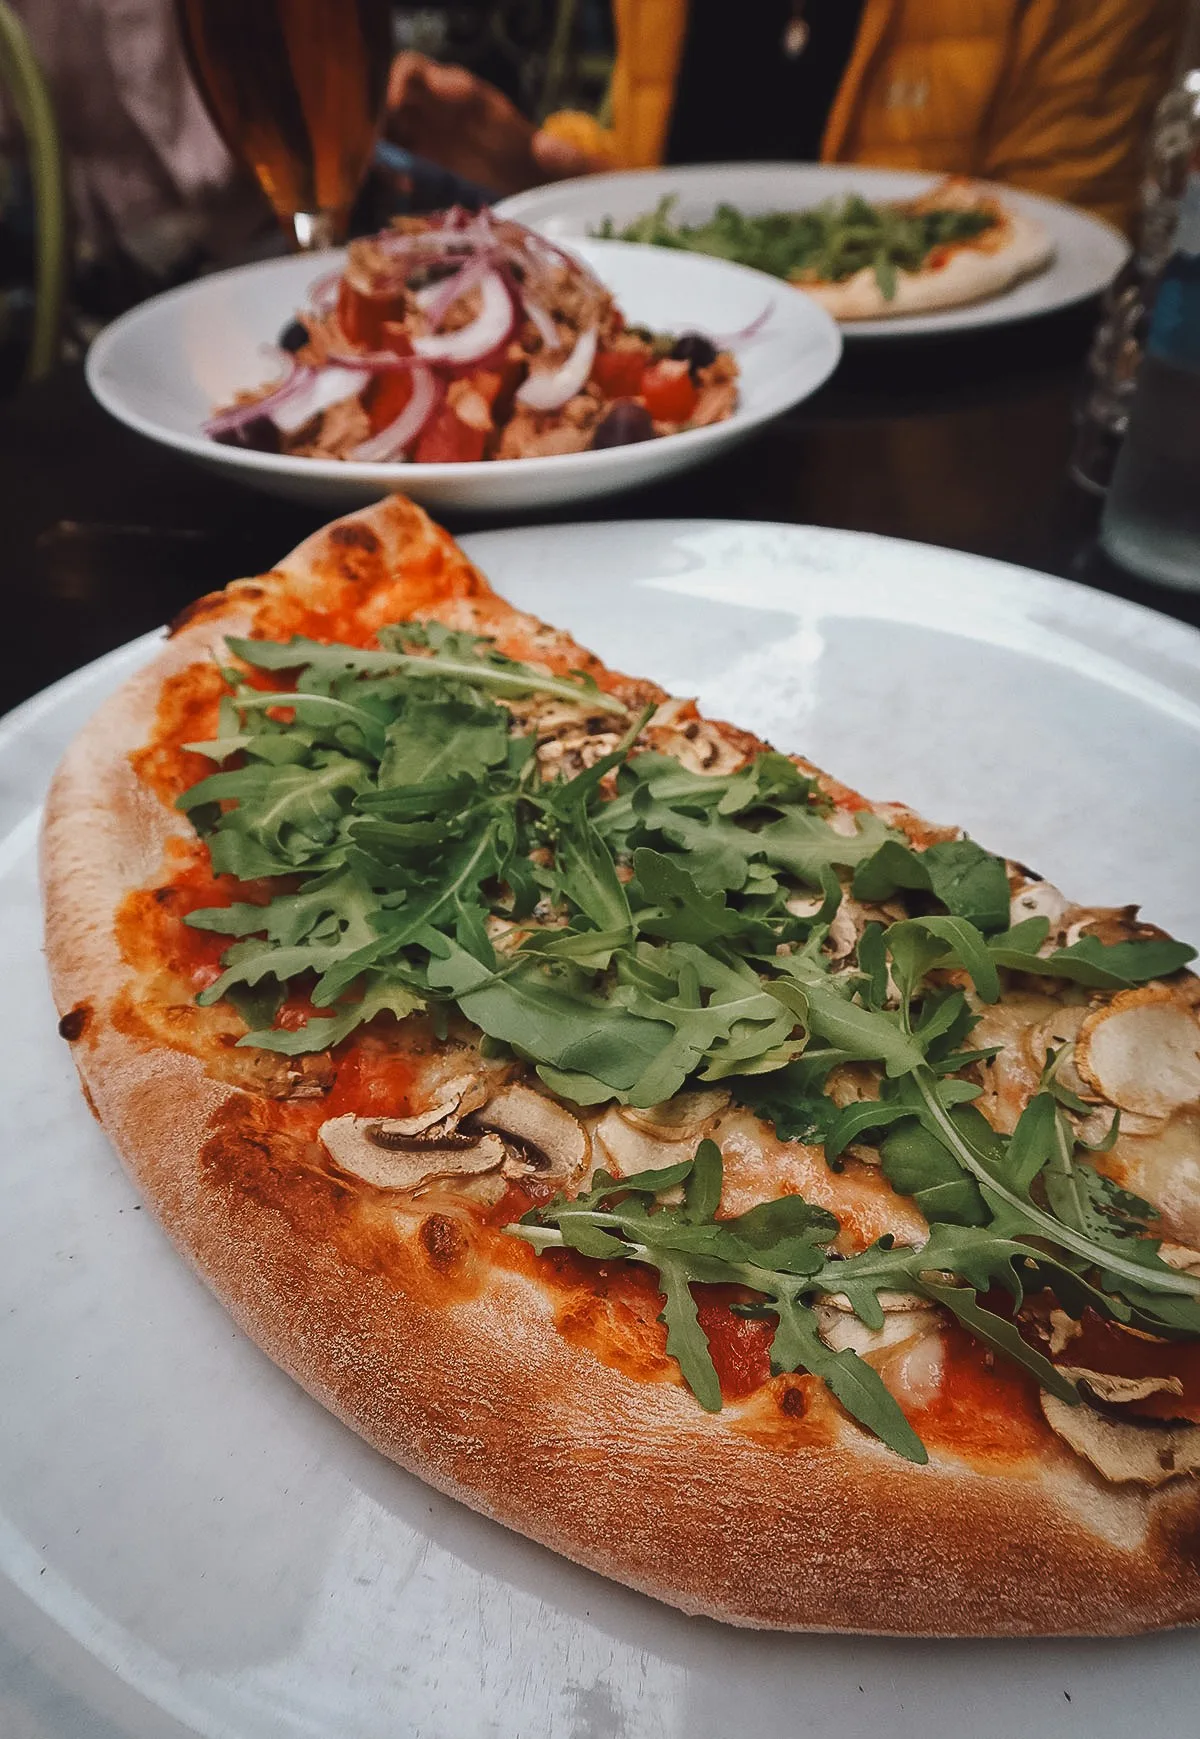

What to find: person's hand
left=386, top=53, right=607, bottom=196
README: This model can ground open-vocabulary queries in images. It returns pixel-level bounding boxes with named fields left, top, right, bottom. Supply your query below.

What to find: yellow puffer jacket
left=545, top=0, right=1181, bottom=233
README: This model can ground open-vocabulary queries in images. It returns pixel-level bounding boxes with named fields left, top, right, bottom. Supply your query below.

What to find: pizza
left=41, top=496, right=1200, bottom=1636
left=602, top=177, right=1056, bottom=320
left=796, top=179, right=1055, bottom=320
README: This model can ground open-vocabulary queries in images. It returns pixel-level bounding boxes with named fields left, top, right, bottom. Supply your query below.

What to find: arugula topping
left=596, top=194, right=999, bottom=298
left=175, top=620, right=1200, bottom=1457
left=511, top=1140, right=1091, bottom=1464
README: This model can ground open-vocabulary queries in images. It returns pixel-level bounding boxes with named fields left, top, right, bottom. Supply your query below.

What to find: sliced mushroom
left=1010, top=879, right=1069, bottom=931
left=816, top=1305, right=945, bottom=1406
left=1063, top=905, right=1145, bottom=950
left=1041, top=1387, right=1200, bottom=1487
left=472, top=1084, right=588, bottom=1182
left=1159, top=1241, right=1200, bottom=1275
left=825, top=901, right=859, bottom=963
left=593, top=1107, right=690, bottom=1178
left=381, top=1074, right=488, bottom=1139
left=1076, top=987, right=1200, bottom=1119
left=815, top=1304, right=935, bottom=1355
left=1048, top=1308, right=1083, bottom=1357
left=1113, top=1112, right=1200, bottom=1247
left=1025, top=1005, right=1094, bottom=1097
left=1059, top=1367, right=1184, bottom=1407
left=646, top=698, right=748, bottom=775
left=881, top=1330, right=945, bottom=1410
left=320, top=1114, right=505, bottom=1192
left=617, top=1090, right=729, bottom=1142
left=820, top=1289, right=929, bottom=1314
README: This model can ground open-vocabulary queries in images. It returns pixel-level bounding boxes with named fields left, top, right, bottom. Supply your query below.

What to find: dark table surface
left=3, top=299, right=1198, bottom=716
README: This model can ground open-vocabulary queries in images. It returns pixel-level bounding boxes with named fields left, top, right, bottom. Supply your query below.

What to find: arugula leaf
left=378, top=695, right=509, bottom=787
left=511, top=1147, right=926, bottom=1460
left=916, top=1279, right=1077, bottom=1403
left=879, top=1120, right=990, bottom=1226
left=768, top=1300, right=928, bottom=1464
left=657, top=1254, right=723, bottom=1412
left=597, top=193, right=999, bottom=298
left=730, top=1056, right=849, bottom=1143
left=853, top=837, right=1010, bottom=932
left=227, top=631, right=630, bottom=716
left=985, top=919, right=1195, bottom=988
left=629, top=848, right=771, bottom=947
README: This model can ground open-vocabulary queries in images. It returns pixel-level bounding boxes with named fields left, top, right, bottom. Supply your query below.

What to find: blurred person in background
left=390, top=0, right=1182, bottom=233
left=0, top=0, right=1181, bottom=361
left=0, top=0, right=269, bottom=330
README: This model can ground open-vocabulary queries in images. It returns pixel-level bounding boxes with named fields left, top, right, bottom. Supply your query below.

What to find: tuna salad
left=206, top=210, right=740, bottom=464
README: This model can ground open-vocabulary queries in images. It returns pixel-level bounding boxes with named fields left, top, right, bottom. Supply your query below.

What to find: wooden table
left=3, top=301, right=1197, bottom=714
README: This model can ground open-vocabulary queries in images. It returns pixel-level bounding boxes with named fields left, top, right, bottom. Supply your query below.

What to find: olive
left=591, top=400, right=655, bottom=449
left=277, top=319, right=310, bottom=353
left=214, top=415, right=281, bottom=453
left=669, top=330, right=718, bottom=378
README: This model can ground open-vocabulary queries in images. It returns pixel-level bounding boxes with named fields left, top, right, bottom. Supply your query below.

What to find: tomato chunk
left=338, top=278, right=406, bottom=348
left=592, top=347, right=648, bottom=399
left=412, top=403, right=487, bottom=464
left=641, top=358, right=698, bottom=423
left=363, top=370, right=414, bottom=434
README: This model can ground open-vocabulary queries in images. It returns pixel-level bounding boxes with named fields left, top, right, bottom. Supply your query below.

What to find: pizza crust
left=40, top=496, right=1200, bottom=1634
left=797, top=190, right=1055, bottom=321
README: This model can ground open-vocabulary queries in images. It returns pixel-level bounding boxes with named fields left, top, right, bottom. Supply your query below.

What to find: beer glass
left=176, top=0, right=394, bottom=251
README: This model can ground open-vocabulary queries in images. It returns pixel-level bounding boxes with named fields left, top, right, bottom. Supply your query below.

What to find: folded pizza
left=42, top=497, right=1200, bottom=1634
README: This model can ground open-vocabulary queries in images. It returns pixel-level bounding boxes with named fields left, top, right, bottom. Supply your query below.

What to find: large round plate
left=496, top=164, right=1129, bottom=338
left=84, top=239, right=840, bottom=511
left=3, top=523, right=1199, bottom=1738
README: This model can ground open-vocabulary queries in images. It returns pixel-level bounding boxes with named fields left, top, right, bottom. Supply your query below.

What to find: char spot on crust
left=419, top=1213, right=468, bottom=1272
left=779, top=1384, right=806, bottom=1418
left=330, top=523, right=382, bottom=554
left=168, top=591, right=226, bottom=636
left=330, top=523, right=386, bottom=586
left=168, top=585, right=266, bottom=636
left=58, top=1002, right=92, bottom=1041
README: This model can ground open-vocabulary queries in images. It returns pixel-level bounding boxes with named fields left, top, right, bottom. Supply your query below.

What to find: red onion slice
left=348, top=365, right=442, bottom=462
left=411, top=269, right=513, bottom=365
left=271, top=364, right=372, bottom=436
left=419, top=251, right=499, bottom=327
left=204, top=355, right=314, bottom=437
left=520, top=294, right=559, bottom=350
left=515, top=325, right=597, bottom=412
left=706, top=301, right=775, bottom=347
left=323, top=347, right=417, bottom=373
left=308, top=269, right=342, bottom=314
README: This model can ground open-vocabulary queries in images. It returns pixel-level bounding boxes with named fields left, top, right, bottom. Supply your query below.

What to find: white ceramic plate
left=3, top=522, right=1199, bottom=1739
left=84, top=240, right=840, bottom=512
left=496, top=165, right=1129, bottom=339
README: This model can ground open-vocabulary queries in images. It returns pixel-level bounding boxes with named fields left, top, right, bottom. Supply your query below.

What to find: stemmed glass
left=176, top=0, right=394, bottom=251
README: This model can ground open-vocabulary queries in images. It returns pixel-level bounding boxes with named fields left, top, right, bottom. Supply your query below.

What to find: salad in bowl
left=207, top=210, right=740, bottom=466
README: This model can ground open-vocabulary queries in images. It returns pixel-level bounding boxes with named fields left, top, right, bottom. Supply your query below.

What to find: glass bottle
left=1099, top=153, right=1200, bottom=590
left=1070, top=7, right=1200, bottom=493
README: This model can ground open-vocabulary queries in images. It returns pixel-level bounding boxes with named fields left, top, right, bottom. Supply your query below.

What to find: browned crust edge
left=40, top=496, right=1200, bottom=1635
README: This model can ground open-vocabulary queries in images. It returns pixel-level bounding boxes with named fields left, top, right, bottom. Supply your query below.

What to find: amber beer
left=177, top=0, right=393, bottom=246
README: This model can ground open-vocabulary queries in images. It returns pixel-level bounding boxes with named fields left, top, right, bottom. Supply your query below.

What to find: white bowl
left=85, top=239, right=841, bottom=512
